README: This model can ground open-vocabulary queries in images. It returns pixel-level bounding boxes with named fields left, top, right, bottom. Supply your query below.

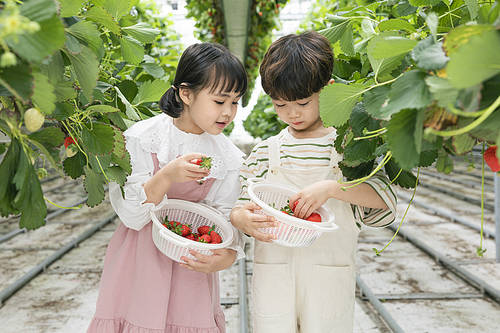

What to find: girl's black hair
left=159, top=43, right=247, bottom=118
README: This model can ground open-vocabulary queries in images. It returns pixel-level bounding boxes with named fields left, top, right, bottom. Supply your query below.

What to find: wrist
left=326, top=179, right=342, bottom=199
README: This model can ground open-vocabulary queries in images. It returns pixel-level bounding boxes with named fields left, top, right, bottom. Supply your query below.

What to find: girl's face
left=272, top=92, right=324, bottom=136
left=177, top=85, right=241, bottom=135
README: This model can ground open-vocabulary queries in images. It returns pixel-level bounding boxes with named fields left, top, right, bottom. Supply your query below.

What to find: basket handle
left=247, top=177, right=262, bottom=185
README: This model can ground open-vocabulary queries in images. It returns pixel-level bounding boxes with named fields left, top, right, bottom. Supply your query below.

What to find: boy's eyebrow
left=214, top=93, right=231, bottom=97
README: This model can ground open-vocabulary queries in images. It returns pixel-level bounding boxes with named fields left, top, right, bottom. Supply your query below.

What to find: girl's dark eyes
left=298, top=101, right=310, bottom=106
left=215, top=100, right=224, bottom=105
left=275, top=104, right=285, bottom=107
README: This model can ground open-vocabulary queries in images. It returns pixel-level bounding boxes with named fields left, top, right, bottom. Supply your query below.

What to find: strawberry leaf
left=84, top=166, right=106, bottom=207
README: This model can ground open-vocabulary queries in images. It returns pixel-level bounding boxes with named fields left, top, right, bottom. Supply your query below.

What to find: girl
left=87, top=43, right=247, bottom=333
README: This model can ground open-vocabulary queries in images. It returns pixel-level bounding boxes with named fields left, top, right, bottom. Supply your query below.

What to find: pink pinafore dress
left=88, top=153, right=225, bottom=333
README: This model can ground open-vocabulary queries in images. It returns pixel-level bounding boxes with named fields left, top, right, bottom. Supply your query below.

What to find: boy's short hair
left=260, top=31, right=334, bottom=101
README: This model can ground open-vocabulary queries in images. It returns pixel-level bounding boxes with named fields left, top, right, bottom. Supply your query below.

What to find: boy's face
left=272, top=92, right=324, bottom=134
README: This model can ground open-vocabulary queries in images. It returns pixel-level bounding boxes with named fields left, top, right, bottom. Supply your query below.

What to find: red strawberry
left=64, top=136, right=76, bottom=148
left=291, top=200, right=298, bottom=213
left=198, top=225, right=213, bottom=235
left=484, top=146, right=500, bottom=172
left=209, top=230, right=222, bottom=244
left=185, top=234, right=196, bottom=241
left=192, top=157, right=212, bottom=170
left=174, top=224, right=191, bottom=237
left=199, top=234, right=211, bottom=243
left=306, top=213, right=322, bottom=222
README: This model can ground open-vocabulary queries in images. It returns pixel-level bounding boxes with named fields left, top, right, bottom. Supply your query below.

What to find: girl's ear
left=178, top=86, right=193, bottom=106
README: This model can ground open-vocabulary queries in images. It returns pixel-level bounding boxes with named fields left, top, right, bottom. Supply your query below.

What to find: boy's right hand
left=230, top=202, right=278, bottom=242
left=160, top=153, right=210, bottom=183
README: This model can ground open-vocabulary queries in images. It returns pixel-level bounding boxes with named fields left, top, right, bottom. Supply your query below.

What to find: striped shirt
left=238, top=128, right=397, bottom=228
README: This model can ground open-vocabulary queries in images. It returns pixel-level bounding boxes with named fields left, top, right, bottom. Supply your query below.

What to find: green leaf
left=0, top=139, right=20, bottom=216
left=409, top=0, right=441, bottom=6
left=132, top=79, right=167, bottom=105
left=59, top=0, right=85, bottom=17
left=452, top=133, right=476, bottom=155
left=419, top=150, right=438, bottom=167
left=12, top=143, right=47, bottom=230
left=99, top=0, right=132, bottom=19
left=386, top=109, right=422, bottom=170
left=32, top=72, right=56, bottom=115
left=436, top=149, right=454, bottom=174
left=114, top=86, right=140, bottom=120
left=28, top=126, right=65, bottom=148
left=318, top=17, right=352, bottom=44
left=447, top=30, right=500, bottom=89
left=343, top=140, right=377, bottom=167
left=64, top=45, right=99, bottom=100
left=6, top=16, right=65, bottom=63
left=81, top=123, right=115, bottom=155
left=63, top=152, right=86, bottom=179
left=414, top=107, right=425, bottom=154
left=424, top=76, right=458, bottom=108
left=84, top=166, right=105, bottom=207
left=378, top=19, right=416, bottom=33
left=443, top=24, right=493, bottom=55
left=107, top=166, right=128, bottom=186
left=122, top=22, right=159, bottom=43
left=66, top=21, right=103, bottom=56
left=319, top=83, right=365, bottom=127
left=340, top=22, right=355, bottom=56
left=380, top=70, right=431, bottom=118
left=425, top=12, right=438, bottom=40
left=412, top=38, right=448, bottom=70
left=363, top=85, right=391, bottom=120
left=464, top=0, right=479, bottom=19
left=368, top=52, right=405, bottom=82
left=368, top=35, right=417, bottom=59
left=51, top=102, right=75, bottom=121
left=20, top=0, right=57, bottom=21
left=120, top=36, right=144, bottom=65
left=385, top=159, right=417, bottom=189
left=85, top=6, right=121, bottom=35
left=339, top=160, right=374, bottom=181
left=54, top=80, right=78, bottom=101
left=0, top=63, right=34, bottom=102
left=142, top=63, right=165, bottom=78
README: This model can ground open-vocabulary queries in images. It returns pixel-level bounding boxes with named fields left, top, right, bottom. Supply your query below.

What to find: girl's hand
left=159, top=153, right=210, bottom=183
left=230, top=202, right=278, bottom=242
left=180, top=248, right=237, bottom=273
left=289, top=180, right=336, bottom=219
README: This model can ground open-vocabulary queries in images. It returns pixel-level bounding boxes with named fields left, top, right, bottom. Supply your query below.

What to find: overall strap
left=268, top=135, right=281, bottom=169
left=151, top=153, right=161, bottom=175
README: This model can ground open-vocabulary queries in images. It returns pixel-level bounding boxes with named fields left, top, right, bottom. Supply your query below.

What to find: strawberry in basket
left=197, top=225, right=223, bottom=244
left=280, top=200, right=322, bottom=222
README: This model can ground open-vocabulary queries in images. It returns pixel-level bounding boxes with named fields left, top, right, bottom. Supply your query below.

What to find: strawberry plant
left=0, top=0, right=182, bottom=230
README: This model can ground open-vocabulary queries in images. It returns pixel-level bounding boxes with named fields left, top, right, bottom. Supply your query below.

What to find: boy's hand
left=180, top=248, right=236, bottom=273
left=230, top=202, right=278, bottom=242
left=289, top=180, right=337, bottom=219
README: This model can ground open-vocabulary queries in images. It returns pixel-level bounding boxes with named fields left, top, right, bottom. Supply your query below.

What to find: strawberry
left=178, top=224, right=191, bottom=237
left=199, top=234, right=211, bottom=243
left=185, top=234, right=196, bottom=241
left=64, top=136, right=76, bottom=148
left=24, top=107, right=45, bottom=132
left=306, top=213, right=322, bottom=222
left=484, top=146, right=500, bottom=172
left=192, top=157, right=212, bottom=170
left=198, top=225, right=213, bottom=235
left=291, top=200, right=298, bottom=213
left=209, top=230, right=222, bottom=244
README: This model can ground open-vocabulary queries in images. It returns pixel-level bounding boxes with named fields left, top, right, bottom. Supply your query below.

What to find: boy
left=230, top=31, right=397, bottom=332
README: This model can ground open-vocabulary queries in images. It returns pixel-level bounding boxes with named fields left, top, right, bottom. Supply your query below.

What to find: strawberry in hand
left=192, top=157, right=212, bottom=170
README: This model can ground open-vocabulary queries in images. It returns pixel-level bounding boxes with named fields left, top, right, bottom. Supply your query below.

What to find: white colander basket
left=150, top=199, right=234, bottom=263
left=247, top=178, right=337, bottom=247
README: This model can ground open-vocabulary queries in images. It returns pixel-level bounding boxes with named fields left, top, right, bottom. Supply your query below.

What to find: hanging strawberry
left=484, top=146, right=500, bottom=172
left=64, top=136, right=78, bottom=158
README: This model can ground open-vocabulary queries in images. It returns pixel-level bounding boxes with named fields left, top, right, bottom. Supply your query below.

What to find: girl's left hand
left=289, top=180, right=336, bottom=219
left=180, top=248, right=237, bottom=273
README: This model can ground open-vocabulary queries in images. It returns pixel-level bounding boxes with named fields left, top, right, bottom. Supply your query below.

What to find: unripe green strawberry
left=24, top=107, right=44, bottom=132
left=66, top=146, right=78, bottom=158
left=0, top=52, right=17, bottom=67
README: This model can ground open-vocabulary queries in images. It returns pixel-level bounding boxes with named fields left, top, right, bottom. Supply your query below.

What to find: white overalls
left=252, top=134, right=360, bottom=333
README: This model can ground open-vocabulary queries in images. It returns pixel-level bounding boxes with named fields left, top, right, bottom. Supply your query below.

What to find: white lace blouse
left=109, top=113, right=246, bottom=259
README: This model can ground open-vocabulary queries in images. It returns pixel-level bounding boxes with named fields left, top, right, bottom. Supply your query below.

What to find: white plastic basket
left=150, top=199, right=234, bottom=263
left=247, top=179, right=337, bottom=247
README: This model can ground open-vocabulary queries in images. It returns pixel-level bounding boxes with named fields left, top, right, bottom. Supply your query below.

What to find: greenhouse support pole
left=495, top=172, right=500, bottom=263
